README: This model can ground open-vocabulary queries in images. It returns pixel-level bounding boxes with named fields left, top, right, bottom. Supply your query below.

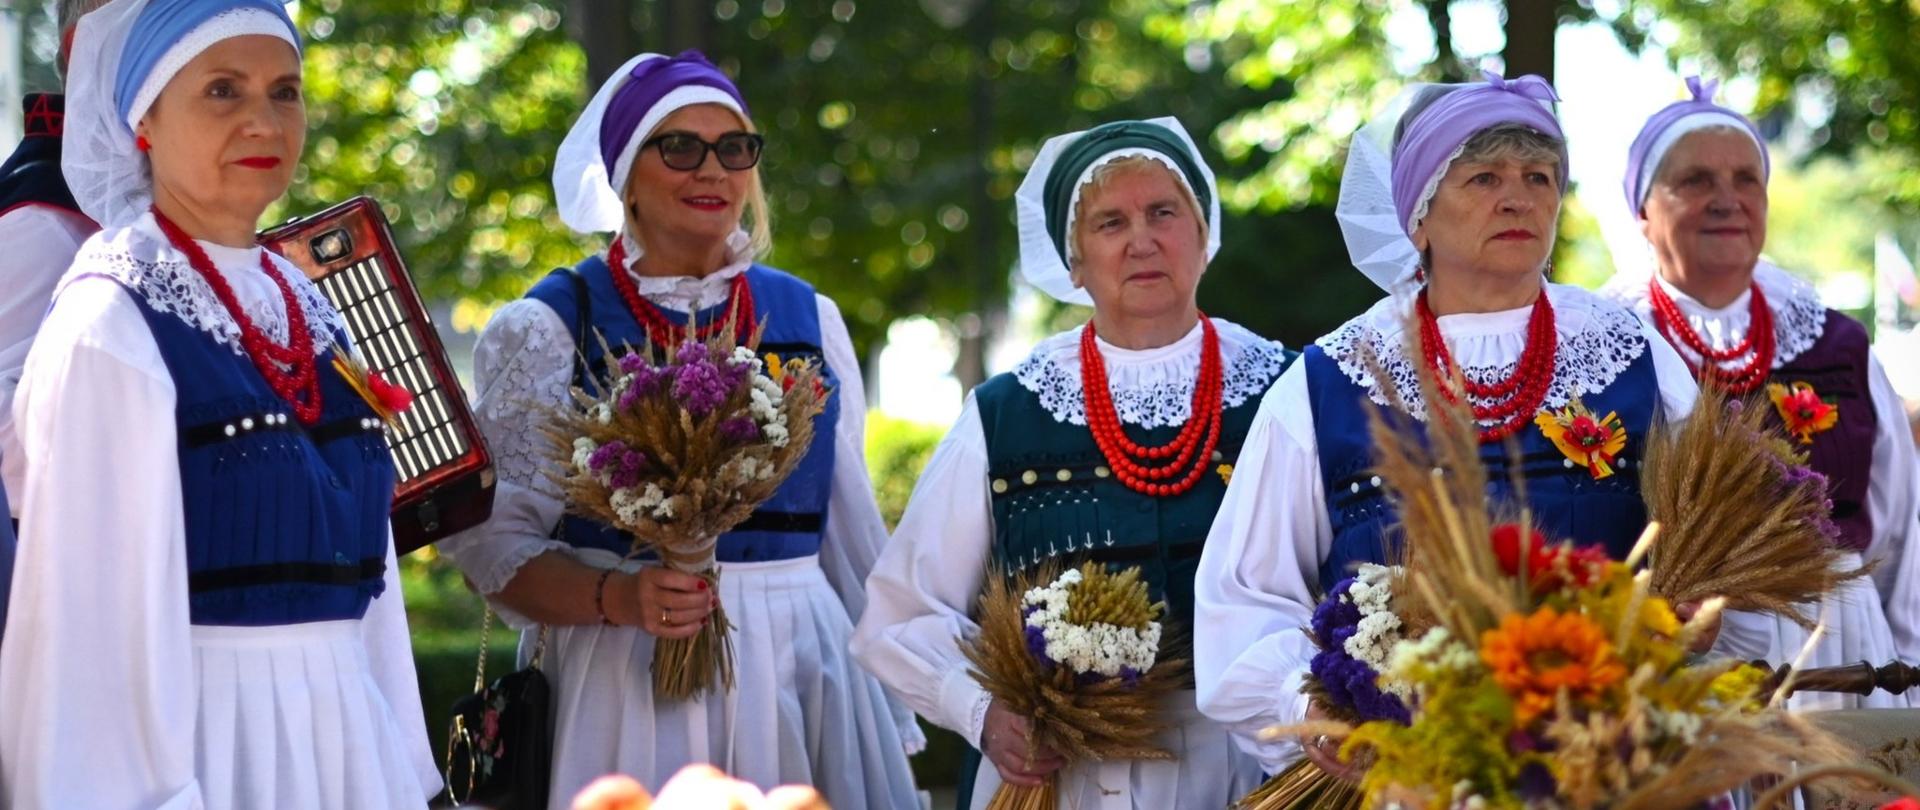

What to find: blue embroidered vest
left=525, top=258, right=837, bottom=563
left=973, top=348, right=1294, bottom=638
left=125, top=286, right=393, bottom=626
left=1303, top=341, right=1661, bottom=591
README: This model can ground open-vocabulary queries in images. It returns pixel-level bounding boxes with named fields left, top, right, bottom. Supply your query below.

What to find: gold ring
left=660, top=607, right=671, bottom=626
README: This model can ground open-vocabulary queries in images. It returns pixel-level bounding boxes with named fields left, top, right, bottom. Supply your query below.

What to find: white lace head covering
left=552, top=51, right=749, bottom=235
left=1337, top=72, right=1566, bottom=296
left=61, top=0, right=301, bottom=229
left=1013, top=116, right=1221, bottom=306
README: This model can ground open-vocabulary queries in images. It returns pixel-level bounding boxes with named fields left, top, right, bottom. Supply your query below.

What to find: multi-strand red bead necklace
left=606, top=238, right=755, bottom=349
left=1079, top=316, right=1224, bottom=497
left=1646, top=279, right=1773, bottom=395
left=153, top=207, right=324, bottom=425
left=1417, top=289, right=1558, bottom=443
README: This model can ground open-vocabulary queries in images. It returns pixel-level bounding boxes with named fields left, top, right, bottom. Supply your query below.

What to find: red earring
left=135, top=135, right=151, bottom=152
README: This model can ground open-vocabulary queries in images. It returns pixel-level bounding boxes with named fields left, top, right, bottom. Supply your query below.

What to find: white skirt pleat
left=1715, top=552, right=1914, bottom=711
left=965, top=692, right=1264, bottom=810
left=536, top=553, right=919, bottom=809
left=191, top=621, right=429, bottom=809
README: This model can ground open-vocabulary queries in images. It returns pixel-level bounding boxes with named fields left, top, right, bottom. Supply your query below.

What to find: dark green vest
left=973, top=352, right=1292, bottom=641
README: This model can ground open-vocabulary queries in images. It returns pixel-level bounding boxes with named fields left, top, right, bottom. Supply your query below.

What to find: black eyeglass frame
left=641, top=132, right=766, bottom=171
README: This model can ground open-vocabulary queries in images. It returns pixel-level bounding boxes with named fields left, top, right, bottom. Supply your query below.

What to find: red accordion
left=261, top=197, right=495, bottom=554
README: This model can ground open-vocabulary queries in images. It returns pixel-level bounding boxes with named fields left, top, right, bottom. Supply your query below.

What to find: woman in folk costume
left=0, top=0, right=438, bottom=806
left=1192, top=73, right=1702, bottom=778
left=439, top=51, right=920, bottom=808
left=852, top=117, right=1281, bottom=809
left=1601, top=77, right=1919, bottom=709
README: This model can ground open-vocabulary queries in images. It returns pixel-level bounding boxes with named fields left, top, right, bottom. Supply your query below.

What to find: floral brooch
left=1766, top=381, right=1838, bottom=444
left=1534, top=400, right=1627, bottom=480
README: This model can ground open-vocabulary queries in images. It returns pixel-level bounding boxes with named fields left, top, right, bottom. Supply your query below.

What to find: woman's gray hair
left=1456, top=122, right=1564, bottom=177
left=56, top=0, right=112, bottom=79
left=58, top=0, right=108, bottom=37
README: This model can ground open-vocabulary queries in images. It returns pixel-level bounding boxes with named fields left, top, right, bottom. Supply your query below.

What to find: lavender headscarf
left=1622, top=76, right=1769, bottom=218
left=1390, top=71, right=1567, bottom=238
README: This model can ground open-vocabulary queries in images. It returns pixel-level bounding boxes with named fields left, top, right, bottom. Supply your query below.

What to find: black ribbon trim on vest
left=758, top=341, right=824, bottom=359
left=1329, top=449, right=1641, bottom=510
left=188, top=556, right=386, bottom=594
left=307, top=418, right=384, bottom=445
left=734, top=510, right=825, bottom=533
left=181, top=415, right=379, bottom=449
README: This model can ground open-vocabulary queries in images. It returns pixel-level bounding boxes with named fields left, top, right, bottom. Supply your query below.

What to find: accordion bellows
left=261, top=197, right=495, bottom=554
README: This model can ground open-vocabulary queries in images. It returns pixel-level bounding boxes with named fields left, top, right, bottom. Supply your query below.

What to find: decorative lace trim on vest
left=1759, top=264, right=1828, bottom=368
left=1315, top=289, right=1649, bottom=424
left=1012, top=320, right=1289, bottom=428
left=72, top=236, right=344, bottom=358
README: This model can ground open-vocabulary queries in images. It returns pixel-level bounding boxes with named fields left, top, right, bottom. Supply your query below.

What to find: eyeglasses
left=643, top=132, right=765, bottom=171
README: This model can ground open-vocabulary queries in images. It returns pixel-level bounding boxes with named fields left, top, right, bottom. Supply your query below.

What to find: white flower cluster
left=1343, top=564, right=1412, bottom=699
left=718, top=454, right=777, bottom=486
left=748, top=373, right=791, bottom=448
left=572, top=437, right=598, bottom=472
left=1386, top=626, right=1478, bottom=686
left=610, top=482, right=673, bottom=524
left=1020, top=568, right=1161, bottom=679
left=728, top=346, right=762, bottom=370
left=1646, top=706, right=1703, bottom=745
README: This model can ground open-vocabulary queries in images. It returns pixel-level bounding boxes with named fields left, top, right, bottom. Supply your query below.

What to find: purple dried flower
left=617, top=353, right=651, bottom=375
left=1310, top=577, right=1362, bottom=648
left=673, top=341, right=708, bottom=366
left=672, top=359, right=733, bottom=418
left=719, top=416, right=760, bottom=443
left=587, top=440, right=628, bottom=472
left=1726, top=399, right=1745, bottom=415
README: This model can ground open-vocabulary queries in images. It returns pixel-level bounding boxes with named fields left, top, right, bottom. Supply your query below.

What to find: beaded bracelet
left=594, top=568, right=617, bottom=626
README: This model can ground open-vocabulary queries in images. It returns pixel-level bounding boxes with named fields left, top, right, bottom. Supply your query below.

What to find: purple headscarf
left=1622, top=76, right=1769, bottom=218
left=599, top=50, right=749, bottom=177
left=1389, top=71, right=1566, bottom=237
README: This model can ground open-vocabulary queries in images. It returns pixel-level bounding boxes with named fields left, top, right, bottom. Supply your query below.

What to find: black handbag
left=444, top=613, right=552, bottom=809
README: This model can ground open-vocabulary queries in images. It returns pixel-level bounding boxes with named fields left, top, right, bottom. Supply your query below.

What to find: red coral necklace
left=152, top=207, right=323, bottom=425
left=1417, top=289, right=1558, bottom=443
left=606, top=238, right=754, bottom=349
left=1646, top=278, right=1773, bottom=395
left=1080, top=316, right=1224, bottom=497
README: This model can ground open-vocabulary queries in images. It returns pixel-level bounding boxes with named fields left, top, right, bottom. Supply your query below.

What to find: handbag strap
left=472, top=607, right=550, bottom=692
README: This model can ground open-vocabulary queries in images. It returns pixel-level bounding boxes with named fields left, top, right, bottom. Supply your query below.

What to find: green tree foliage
left=286, top=1, right=593, bottom=305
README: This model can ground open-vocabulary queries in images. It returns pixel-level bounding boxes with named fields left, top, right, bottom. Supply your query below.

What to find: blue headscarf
left=114, top=0, right=301, bottom=128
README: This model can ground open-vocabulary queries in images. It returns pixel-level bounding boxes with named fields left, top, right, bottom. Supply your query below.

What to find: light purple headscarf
left=1622, top=76, right=1769, bottom=218
left=1389, top=70, right=1566, bottom=238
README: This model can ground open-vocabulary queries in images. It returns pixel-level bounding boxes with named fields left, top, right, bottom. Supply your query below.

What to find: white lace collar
left=1012, top=317, right=1290, bottom=428
left=1601, top=261, right=1826, bottom=370
left=1313, top=283, right=1649, bottom=423
left=615, top=229, right=755, bottom=314
left=60, top=212, right=345, bottom=357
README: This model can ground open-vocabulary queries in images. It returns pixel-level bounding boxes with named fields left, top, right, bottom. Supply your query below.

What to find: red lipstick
left=1492, top=229, right=1535, bottom=241
left=235, top=156, right=282, bottom=170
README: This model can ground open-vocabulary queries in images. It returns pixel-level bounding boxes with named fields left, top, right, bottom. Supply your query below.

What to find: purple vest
left=1772, top=310, right=1876, bottom=553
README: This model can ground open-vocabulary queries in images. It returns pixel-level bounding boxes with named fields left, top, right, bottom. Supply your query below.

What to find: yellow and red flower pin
left=1766, top=381, right=1838, bottom=444
left=333, top=351, right=414, bottom=425
left=1534, top=400, right=1627, bottom=479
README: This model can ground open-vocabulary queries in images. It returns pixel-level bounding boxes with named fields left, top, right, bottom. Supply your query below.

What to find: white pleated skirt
left=192, top=621, right=431, bottom=809
left=1715, top=552, right=1914, bottom=711
left=533, top=553, right=920, bottom=809
left=964, top=692, right=1264, bottom=810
